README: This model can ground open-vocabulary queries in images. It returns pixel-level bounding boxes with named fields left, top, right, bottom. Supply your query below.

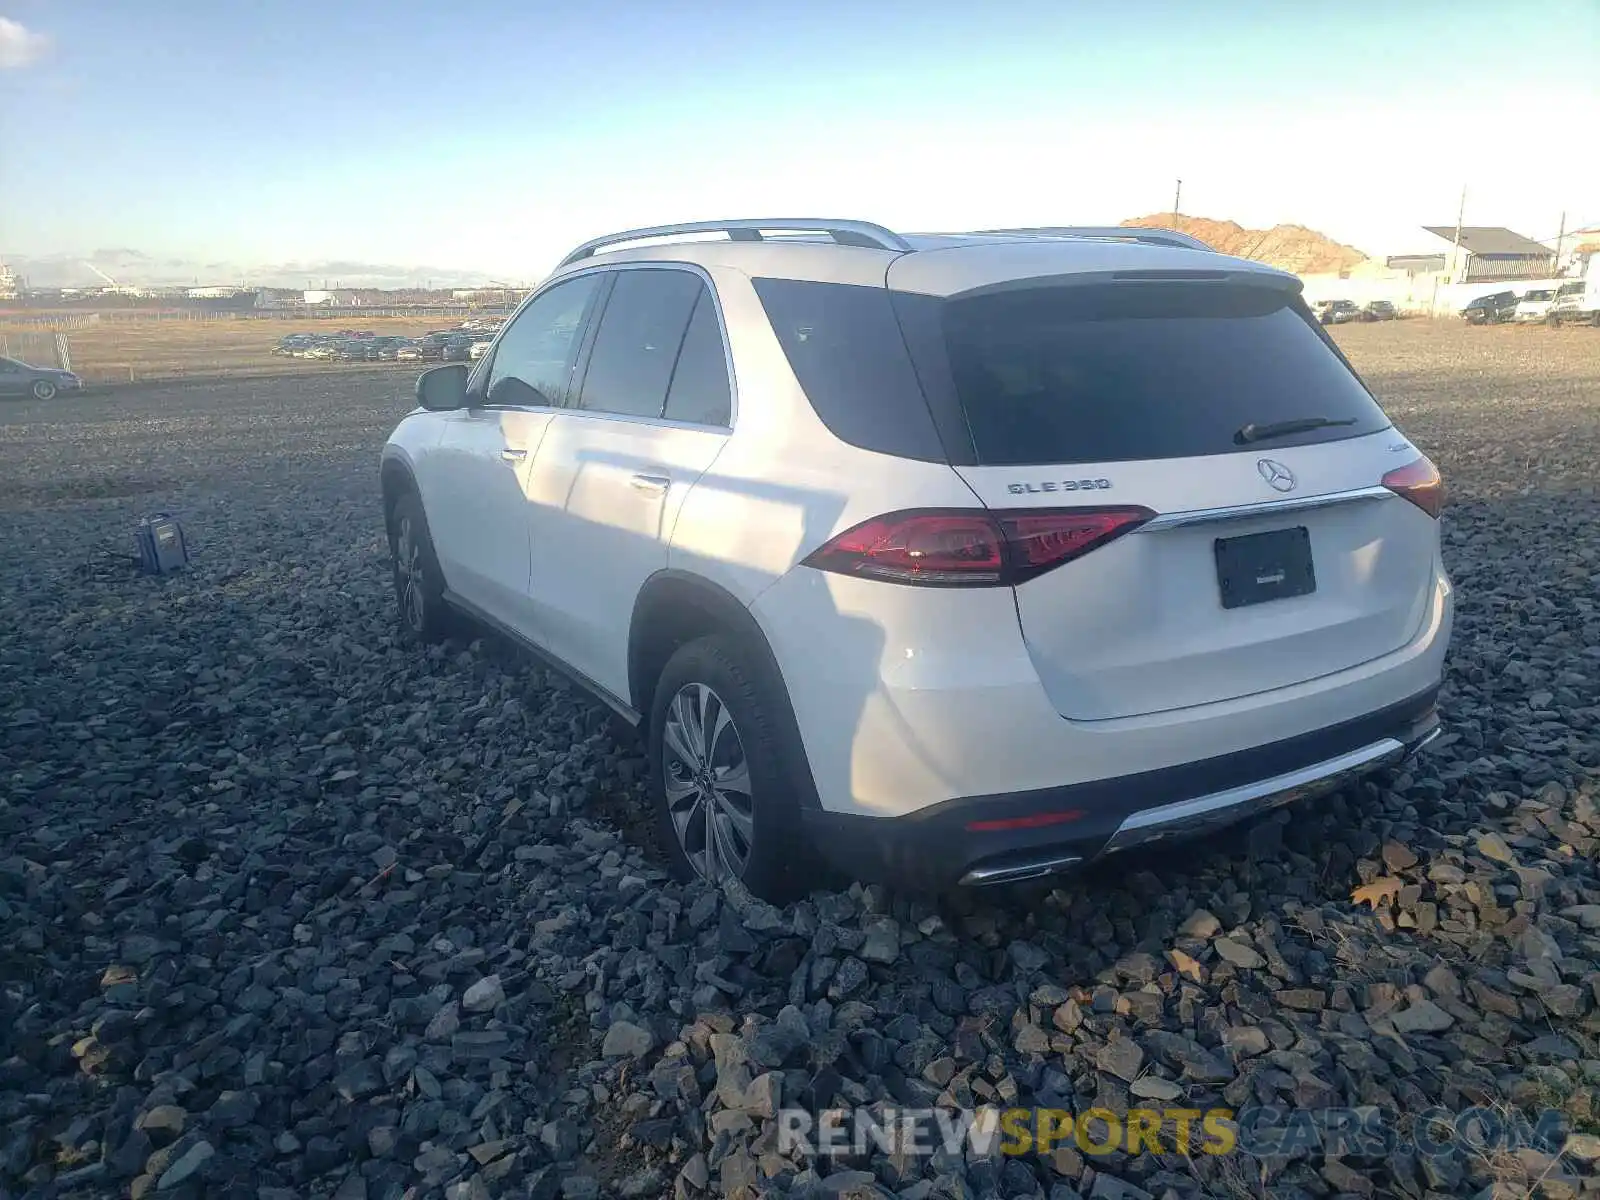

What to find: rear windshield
left=931, top=282, right=1390, bottom=465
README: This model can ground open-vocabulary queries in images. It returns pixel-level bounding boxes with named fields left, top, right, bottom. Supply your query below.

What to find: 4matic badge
left=1006, top=478, right=1113, bottom=495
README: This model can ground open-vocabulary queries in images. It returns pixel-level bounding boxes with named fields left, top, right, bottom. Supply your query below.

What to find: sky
left=0, top=0, right=1596, bottom=283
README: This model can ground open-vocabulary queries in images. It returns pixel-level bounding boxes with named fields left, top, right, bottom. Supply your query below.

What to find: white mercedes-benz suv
left=380, top=219, right=1452, bottom=900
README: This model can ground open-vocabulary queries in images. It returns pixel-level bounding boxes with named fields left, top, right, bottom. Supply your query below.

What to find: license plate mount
left=1214, top=527, right=1316, bottom=609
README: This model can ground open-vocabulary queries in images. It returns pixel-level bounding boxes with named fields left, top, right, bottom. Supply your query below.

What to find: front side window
left=578, top=269, right=702, bottom=419
left=486, top=274, right=601, bottom=407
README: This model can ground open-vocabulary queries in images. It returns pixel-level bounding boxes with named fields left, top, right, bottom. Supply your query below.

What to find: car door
left=523, top=267, right=734, bottom=703
left=421, top=273, right=604, bottom=634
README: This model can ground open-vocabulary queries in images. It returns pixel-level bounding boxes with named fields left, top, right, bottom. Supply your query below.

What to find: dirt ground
left=0, top=316, right=467, bottom=384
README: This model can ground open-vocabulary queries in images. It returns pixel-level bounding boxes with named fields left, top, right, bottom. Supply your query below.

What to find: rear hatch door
left=886, top=251, right=1437, bottom=721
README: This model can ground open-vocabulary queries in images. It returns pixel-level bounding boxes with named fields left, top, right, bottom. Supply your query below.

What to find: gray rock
left=136, top=1106, right=187, bottom=1138
left=1561, top=905, right=1600, bottom=930
left=859, top=916, right=901, bottom=964
left=1389, top=999, right=1454, bottom=1034
left=1096, top=1038, right=1145, bottom=1083
left=1213, top=938, right=1266, bottom=970
left=602, top=1020, right=656, bottom=1059
left=1477, top=832, right=1516, bottom=864
left=156, top=1139, right=213, bottom=1190
left=1128, top=1075, right=1182, bottom=1101
left=462, top=974, right=505, bottom=1013
left=1178, top=909, right=1221, bottom=938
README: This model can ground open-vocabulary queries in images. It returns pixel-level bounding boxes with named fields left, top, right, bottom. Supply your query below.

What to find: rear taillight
left=802, top=507, right=1154, bottom=587
left=1381, top=456, right=1444, bottom=519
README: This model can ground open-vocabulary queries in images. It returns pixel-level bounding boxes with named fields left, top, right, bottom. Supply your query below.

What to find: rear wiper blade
left=1235, top=416, right=1358, bottom=445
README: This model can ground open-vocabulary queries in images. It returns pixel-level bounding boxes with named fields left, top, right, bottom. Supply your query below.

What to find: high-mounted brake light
left=1381, top=456, right=1444, bottom=519
left=802, top=507, right=1154, bottom=587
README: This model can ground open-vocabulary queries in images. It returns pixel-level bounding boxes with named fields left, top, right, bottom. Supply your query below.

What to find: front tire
left=388, top=491, right=451, bottom=642
left=647, top=635, right=805, bottom=901
left=31, top=380, right=56, bottom=401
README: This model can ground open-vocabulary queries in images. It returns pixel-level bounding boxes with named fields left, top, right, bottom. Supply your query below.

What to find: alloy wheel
left=661, top=682, right=754, bottom=883
left=395, top=515, right=426, bottom=633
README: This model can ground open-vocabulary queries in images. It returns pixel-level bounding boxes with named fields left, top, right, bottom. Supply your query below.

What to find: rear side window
left=662, top=292, right=732, bottom=426
left=752, top=279, right=946, bottom=461
left=932, top=283, right=1391, bottom=466
left=579, top=269, right=701, bottom=419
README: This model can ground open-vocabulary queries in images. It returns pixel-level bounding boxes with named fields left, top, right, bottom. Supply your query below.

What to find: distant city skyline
left=1, top=0, right=1595, bottom=280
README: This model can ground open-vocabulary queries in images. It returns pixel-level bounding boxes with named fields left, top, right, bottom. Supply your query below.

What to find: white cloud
left=0, top=16, right=50, bottom=69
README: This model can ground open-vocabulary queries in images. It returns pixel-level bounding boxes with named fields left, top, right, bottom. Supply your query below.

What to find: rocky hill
left=1121, top=213, right=1368, bottom=274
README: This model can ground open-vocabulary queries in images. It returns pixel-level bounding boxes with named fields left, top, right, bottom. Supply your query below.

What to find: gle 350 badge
left=1007, top=478, right=1113, bottom=495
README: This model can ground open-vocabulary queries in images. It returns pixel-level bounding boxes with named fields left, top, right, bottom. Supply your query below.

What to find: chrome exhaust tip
left=960, top=852, right=1084, bottom=887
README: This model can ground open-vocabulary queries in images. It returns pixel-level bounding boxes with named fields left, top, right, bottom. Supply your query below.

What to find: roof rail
left=558, top=219, right=912, bottom=267
left=974, top=226, right=1214, bottom=252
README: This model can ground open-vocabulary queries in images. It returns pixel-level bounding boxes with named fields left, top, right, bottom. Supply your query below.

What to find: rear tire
left=647, top=634, right=806, bottom=902
left=388, top=491, right=451, bottom=643
left=31, top=380, right=56, bottom=401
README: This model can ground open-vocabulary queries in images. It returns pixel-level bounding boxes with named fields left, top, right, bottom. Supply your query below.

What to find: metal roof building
left=1386, top=226, right=1556, bottom=283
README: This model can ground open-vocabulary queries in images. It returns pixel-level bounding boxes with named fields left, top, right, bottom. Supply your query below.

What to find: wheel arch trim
left=628, top=568, right=824, bottom=809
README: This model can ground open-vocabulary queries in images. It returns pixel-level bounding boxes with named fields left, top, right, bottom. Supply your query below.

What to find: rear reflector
left=965, top=809, right=1086, bottom=832
left=1381, top=456, right=1444, bottom=519
left=803, top=507, right=1154, bottom=586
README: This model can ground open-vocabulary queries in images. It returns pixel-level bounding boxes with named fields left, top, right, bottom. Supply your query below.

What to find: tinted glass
left=938, top=282, right=1390, bottom=465
left=662, top=293, right=732, bottom=426
left=752, top=278, right=945, bottom=461
left=486, top=275, right=600, bottom=407
left=579, top=270, right=701, bottom=419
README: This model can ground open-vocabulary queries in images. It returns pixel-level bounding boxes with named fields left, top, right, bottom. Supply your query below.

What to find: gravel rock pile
left=2, top=330, right=1598, bottom=1199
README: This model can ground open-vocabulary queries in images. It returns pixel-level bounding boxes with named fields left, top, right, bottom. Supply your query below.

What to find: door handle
left=500, top=448, right=528, bottom=461
left=630, top=473, right=671, bottom=493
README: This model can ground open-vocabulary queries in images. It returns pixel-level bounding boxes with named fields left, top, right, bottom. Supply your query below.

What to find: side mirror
left=417, top=363, right=469, bottom=411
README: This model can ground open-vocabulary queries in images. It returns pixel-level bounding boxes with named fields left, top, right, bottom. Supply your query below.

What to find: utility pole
left=1450, top=184, right=1466, bottom=283
left=1173, top=179, right=1182, bottom=219
left=1553, top=211, right=1566, bottom=276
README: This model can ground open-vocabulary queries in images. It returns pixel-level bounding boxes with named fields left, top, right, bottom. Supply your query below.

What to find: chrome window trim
left=483, top=261, right=739, bottom=432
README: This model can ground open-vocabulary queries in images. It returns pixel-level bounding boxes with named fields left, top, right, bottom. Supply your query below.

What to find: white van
left=1548, top=277, right=1599, bottom=325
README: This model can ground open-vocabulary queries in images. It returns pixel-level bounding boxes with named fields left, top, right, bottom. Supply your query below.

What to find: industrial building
left=1386, top=226, right=1557, bottom=284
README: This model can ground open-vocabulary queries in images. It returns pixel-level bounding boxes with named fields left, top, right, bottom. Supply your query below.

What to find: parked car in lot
left=441, top=336, right=476, bottom=362
left=411, top=333, right=460, bottom=362
left=1361, top=301, right=1399, bottom=321
left=1318, top=300, right=1363, bottom=325
left=397, top=343, right=425, bottom=363
left=380, top=217, right=1451, bottom=899
left=469, top=338, right=494, bottom=359
left=1548, top=278, right=1600, bottom=326
left=305, top=342, right=340, bottom=361
left=273, top=334, right=317, bottom=356
left=375, top=337, right=414, bottom=361
left=1513, top=290, right=1556, bottom=323
left=337, top=340, right=376, bottom=362
left=1460, top=291, right=1518, bottom=324
left=0, top=355, right=83, bottom=400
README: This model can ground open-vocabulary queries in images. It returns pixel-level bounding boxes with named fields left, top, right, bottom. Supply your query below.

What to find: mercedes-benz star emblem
left=1257, top=458, right=1296, bottom=492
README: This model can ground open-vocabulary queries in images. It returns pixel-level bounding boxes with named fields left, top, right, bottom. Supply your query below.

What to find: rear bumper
left=802, top=686, right=1442, bottom=890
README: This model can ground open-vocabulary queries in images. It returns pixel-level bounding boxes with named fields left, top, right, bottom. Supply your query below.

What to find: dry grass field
left=2, top=307, right=1595, bottom=393
left=0, top=315, right=464, bottom=384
